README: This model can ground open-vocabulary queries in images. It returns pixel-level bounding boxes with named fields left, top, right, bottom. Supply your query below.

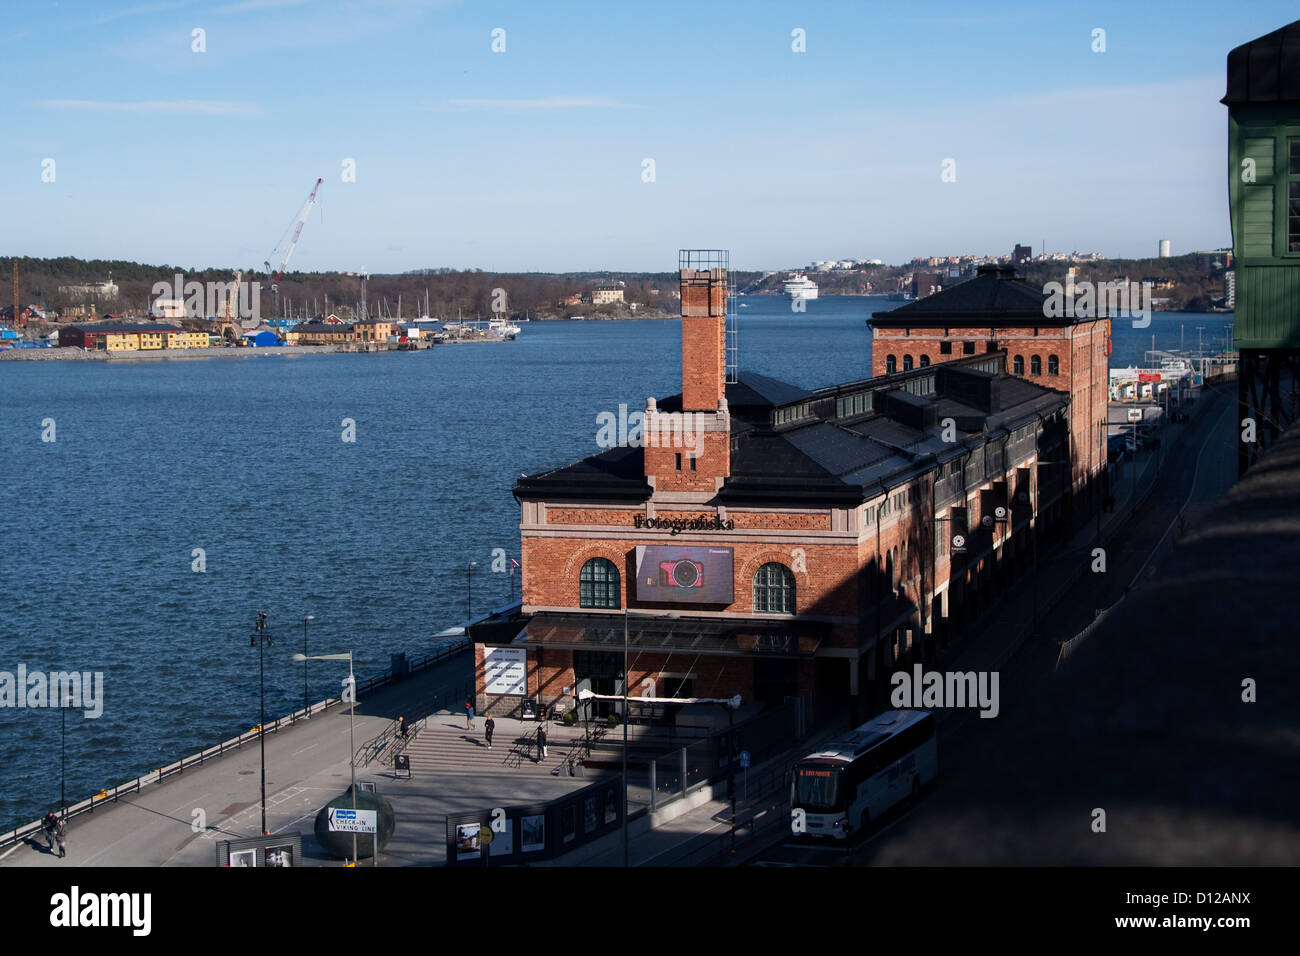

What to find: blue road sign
left=739, top=750, right=750, bottom=769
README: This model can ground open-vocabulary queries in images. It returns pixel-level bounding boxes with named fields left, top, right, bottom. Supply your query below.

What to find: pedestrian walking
left=55, top=821, right=66, bottom=859
left=537, top=725, right=548, bottom=761
left=484, top=716, right=495, bottom=749
left=398, top=715, right=408, bottom=738
left=41, top=810, right=58, bottom=852
left=466, top=698, right=475, bottom=730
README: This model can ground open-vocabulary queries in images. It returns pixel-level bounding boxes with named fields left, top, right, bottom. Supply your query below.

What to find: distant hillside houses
left=57, top=277, right=119, bottom=298
left=592, top=282, right=625, bottom=305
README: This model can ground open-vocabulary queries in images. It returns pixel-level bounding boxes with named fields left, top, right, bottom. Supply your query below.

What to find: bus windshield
left=793, top=766, right=838, bottom=809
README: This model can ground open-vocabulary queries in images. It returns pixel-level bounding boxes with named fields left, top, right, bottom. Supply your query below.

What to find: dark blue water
left=0, top=296, right=1231, bottom=829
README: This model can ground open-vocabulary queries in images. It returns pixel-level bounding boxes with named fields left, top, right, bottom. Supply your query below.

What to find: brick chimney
left=641, top=256, right=731, bottom=493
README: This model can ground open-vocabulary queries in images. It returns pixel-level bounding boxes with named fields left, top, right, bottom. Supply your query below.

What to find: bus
left=791, top=709, right=937, bottom=839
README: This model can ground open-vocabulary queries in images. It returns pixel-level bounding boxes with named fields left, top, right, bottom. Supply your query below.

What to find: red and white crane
left=264, top=177, right=323, bottom=292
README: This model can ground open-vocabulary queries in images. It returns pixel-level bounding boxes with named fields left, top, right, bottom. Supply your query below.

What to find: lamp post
left=621, top=609, right=678, bottom=867
left=250, top=611, right=273, bottom=835
left=466, top=561, right=478, bottom=620
left=293, top=650, right=359, bottom=865
left=302, top=615, right=314, bottom=715
left=60, top=687, right=73, bottom=820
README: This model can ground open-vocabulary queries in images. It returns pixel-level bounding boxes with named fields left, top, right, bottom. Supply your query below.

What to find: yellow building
left=164, top=329, right=210, bottom=349
left=354, top=318, right=392, bottom=343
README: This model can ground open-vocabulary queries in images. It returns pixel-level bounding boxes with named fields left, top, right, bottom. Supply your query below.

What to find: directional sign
left=1127, top=408, right=1143, bottom=422
left=739, top=750, right=751, bottom=769
left=327, top=808, right=377, bottom=834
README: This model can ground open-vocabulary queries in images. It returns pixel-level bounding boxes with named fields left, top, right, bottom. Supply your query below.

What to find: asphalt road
left=753, top=385, right=1241, bottom=866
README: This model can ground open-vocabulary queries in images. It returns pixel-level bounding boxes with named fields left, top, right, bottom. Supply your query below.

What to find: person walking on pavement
left=398, top=715, right=408, bottom=739
left=54, top=819, right=66, bottom=859
left=466, top=698, right=475, bottom=730
left=42, top=810, right=58, bottom=852
left=484, top=716, right=495, bottom=749
left=537, top=725, right=548, bottom=761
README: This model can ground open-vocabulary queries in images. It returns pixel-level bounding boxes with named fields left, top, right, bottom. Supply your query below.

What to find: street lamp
left=60, top=686, right=75, bottom=820
left=293, top=650, right=359, bottom=865
left=302, top=615, right=315, bottom=715
left=621, top=609, right=678, bottom=867
left=249, top=611, right=273, bottom=835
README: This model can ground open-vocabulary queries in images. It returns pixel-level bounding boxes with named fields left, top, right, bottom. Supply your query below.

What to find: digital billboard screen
left=634, top=545, right=734, bottom=605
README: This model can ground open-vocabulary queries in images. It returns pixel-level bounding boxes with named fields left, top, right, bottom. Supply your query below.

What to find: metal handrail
left=0, top=637, right=471, bottom=850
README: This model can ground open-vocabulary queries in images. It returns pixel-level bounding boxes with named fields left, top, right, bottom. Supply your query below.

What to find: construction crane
left=264, top=177, right=323, bottom=293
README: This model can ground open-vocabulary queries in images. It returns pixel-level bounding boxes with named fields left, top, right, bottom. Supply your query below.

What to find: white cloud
left=36, top=99, right=261, bottom=116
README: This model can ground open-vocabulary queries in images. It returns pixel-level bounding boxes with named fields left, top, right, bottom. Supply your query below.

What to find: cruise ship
left=783, top=273, right=819, bottom=300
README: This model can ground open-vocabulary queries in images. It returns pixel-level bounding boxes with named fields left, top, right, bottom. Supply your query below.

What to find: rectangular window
left=962, top=341, right=975, bottom=355
left=674, top=453, right=682, bottom=470
left=689, top=455, right=697, bottom=472
left=940, top=341, right=952, bottom=355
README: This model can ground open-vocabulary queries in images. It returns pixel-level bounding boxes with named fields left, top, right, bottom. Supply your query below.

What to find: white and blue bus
left=791, top=709, right=937, bottom=839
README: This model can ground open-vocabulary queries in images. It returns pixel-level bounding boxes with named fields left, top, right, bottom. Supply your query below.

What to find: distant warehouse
left=58, top=321, right=209, bottom=351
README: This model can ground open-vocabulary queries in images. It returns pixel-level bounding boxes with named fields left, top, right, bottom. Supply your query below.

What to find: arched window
left=886, top=355, right=897, bottom=374
left=579, top=557, right=620, bottom=609
left=902, top=354, right=914, bottom=371
left=1048, top=354, right=1059, bottom=376
left=753, top=562, right=796, bottom=614
left=919, top=354, right=930, bottom=367
left=1031, top=355, right=1042, bottom=376
left=1013, top=354, right=1024, bottom=375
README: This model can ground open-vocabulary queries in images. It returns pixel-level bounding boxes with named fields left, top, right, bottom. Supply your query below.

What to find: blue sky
left=2, top=0, right=1294, bottom=273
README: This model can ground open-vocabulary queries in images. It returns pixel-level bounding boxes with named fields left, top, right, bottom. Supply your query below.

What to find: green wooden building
left=1222, top=19, right=1300, bottom=471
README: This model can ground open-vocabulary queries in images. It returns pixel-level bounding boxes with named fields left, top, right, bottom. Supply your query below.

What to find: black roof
left=869, top=265, right=1066, bottom=327
left=1222, top=19, right=1300, bottom=106
left=514, top=358, right=1067, bottom=507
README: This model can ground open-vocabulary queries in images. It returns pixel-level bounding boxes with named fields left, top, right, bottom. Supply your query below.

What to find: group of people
left=466, top=700, right=548, bottom=760
left=41, top=811, right=67, bottom=858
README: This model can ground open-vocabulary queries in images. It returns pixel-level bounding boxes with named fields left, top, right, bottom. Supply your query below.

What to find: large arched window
left=1031, top=355, right=1042, bottom=376
left=1013, top=354, right=1024, bottom=375
left=902, top=354, right=914, bottom=371
left=1048, top=354, right=1059, bottom=376
left=919, top=354, right=930, bottom=367
left=753, top=562, right=796, bottom=614
left=886, top=355, right=897, bottom=374
left=579, top=557, right=620, bottom=609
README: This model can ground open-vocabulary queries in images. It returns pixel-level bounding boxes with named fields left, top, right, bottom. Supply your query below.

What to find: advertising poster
left=521, top=814, right=546, bottom=852
left=489, top=820, right=513, bottom=858
left=584, top=797, right=598, bottom=834
left=229, top=849, right=257, bottom=868
left=484, top=647, right=527, bottom=695
left=264, top=844, right=294, bottom=868
left=456, top=822, right=482, bottom=860
left=561, top=805, right=576, bottom=843
left=604, top=789, right=618, bottom=825
left=634, top=545, right=734, bottom=604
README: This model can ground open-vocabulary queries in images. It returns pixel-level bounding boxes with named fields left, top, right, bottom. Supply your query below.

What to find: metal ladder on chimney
left=725, top=273, right=739, bottom=384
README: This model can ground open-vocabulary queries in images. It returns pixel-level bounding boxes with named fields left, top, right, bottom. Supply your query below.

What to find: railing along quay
left=0, top=638, right=471, bottom=851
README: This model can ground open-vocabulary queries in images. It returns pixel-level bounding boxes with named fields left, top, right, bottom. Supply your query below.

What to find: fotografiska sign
left=633, top=514, right=736, bottom=535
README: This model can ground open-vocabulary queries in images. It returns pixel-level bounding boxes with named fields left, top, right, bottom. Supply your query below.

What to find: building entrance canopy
left=521, top=612, right=824, bottom=659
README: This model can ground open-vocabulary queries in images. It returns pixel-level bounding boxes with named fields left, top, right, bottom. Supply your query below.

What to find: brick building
left=869, top=264, right=1110, bottom=501
left=470, top=254, right=1075, bottom=728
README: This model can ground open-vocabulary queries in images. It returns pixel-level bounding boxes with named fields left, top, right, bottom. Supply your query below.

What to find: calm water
left=0, top=296, right=1231, bottom=829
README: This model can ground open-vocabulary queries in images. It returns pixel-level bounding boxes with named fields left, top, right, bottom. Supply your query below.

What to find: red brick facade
left=871, top=320, right=1109, bottom=488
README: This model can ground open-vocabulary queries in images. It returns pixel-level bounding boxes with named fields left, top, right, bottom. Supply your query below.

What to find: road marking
left=292, top=743, right=319, bottom=755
